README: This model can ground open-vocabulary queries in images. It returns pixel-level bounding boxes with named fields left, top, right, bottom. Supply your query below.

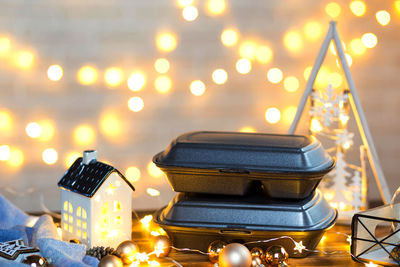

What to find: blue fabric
left=0, top=193, right=98, bottom=267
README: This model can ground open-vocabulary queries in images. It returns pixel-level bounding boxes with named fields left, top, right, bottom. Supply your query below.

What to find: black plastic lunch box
left=153, top=131, right=335, bottom=199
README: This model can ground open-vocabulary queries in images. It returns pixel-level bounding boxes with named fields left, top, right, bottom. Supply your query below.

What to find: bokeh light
left=265, top=107, right=281, bottom=124
left=283, top=106, right=297, bottom=124
left=325, top=2, right=341, bottom=18
left=0, top=110, right=13, bottom=133
left=0, top=37, right=10, bottom=54
left=239, top=127, right=256, bottom=133
left=396, top=1, right=400, bottom=14
left=283, top=31, right=303, bottom=53
left=25, top=122, right=42, bottom=139
left=37, top=120, right=55, bottom=142
left=330, top=41, right=346, bottom=56
left=7, top=148, right=24, bottom=168
left=73, top=124, right=96, bottom=146
left=127, top=72, right=146, bottom=92
left=154, top=58, right=170, bottom=74
left=315, top=66, right=329, bottom=86
left=182, top=6, right=198, bottom=21
left=190, top=80, right=206, bottom=96
left=283, top=76, right=299, bottom=92
left=125, top=166, right=141, bottom=183
left=42, top=148, right=58, bottom=165
left=327, top=72, right=343, bottom=88
left=376, top=10, right=391, bottom=26
left=0, top=145, right=10, bottom=161
left=239, top=41, right=257, bottom=60
left=221, top=29, right=239, bottom=47
left=156, top=32, right=177, bottom=52
left=304, top=21, right=322, bottom=41
left=350, top=1, right=366, bottom=17
left=336, top=53, right=353, bottom=68
left=15, top=51, right=34, bottom=69
left=77, top=65, right=98, bottom=85
left=147, top=162, right=164, bottom=178
left=212, top=69, right=228, bottom=85
left=99, top=111, right=123, bottom=140
left=255, top=45, right=273, bottom=64
left=47, top=65, right=63, bottom=81
left=64, top=151, right=81, bottom=168
left=155, top=75, right=172, bottom=94
left=177, top=0, right=193, bottom=7
left=361, top=33, right=378, bottom=48
left=128, top=97, right=144, bottom=112
left=206, top=0, right=226, bottom=15
left=236, top=58, right=251, bottom=74
left=350, top=38, right=367, bottom=55
left=147, top=188, right=161, bottom=197
left=304, top=66, right=312, bottom=81
left=310, top=118, right=323, bottom=132
left=267, top=68, right=283, bottom=84
left=104, top=67, right=123, bottom=88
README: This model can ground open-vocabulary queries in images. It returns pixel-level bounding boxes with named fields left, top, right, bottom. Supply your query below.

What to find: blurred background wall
left=0, top=0, right=399, bottom=211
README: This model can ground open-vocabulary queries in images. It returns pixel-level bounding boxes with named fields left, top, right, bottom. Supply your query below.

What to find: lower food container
left=153, top=189, right=337, bottom=257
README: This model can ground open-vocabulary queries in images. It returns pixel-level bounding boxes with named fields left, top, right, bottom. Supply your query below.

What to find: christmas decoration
left=251, top=256, right=263, bottom=267
left=152, top=235, right=171, bottom=258
left=115, top=240, right=139, bottom=265
left=57, top=150, right=135, bottom=248
left=86, top=246, right=115, bottom=260
left=0, top=239, right=39, bottom=260
left=250, top=247, right=264, bottom=260
left=390, top=245, right=400, bottom=262
left=22, top=254, right=48, bottom=267
left=98, top=254, right=123, bottom=267
left=264, top=245, right=288, bottom=266
left=208, top=240, right=227, bottom=263
left=218, top=243, right=252, bottom=267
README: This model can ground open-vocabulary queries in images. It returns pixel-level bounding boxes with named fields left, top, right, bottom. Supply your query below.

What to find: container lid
left=154, top=131, right=334, bottom=175
left=155, top=190, right=337, bottom=231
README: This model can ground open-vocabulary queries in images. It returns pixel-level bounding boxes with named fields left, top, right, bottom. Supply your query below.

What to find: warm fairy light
left=304, top=21, right=322, bottom=41
left=15, top=51, right=34, bottom=69
left=155, top=75, right=172, bottom=94
left=190, top=80, right=206, bottom=96
left=8, top=148, right=24, bottom=168
left=341, top=53, right=353, bottom=67
left=128, top=97, right=144, bottom=112
left=64, top=151, right=81, bottom=168
left=47, top=65, right=63, bottom=81
left=293, top=241, right=306, bottom=253
left=25, top=122, right=42, bottom=139
left=267, top=68, right=283, bottom=84
left=77, top=65, right=98, bottom=85
left=0, top=37, right=10, bottom=54
left=127, top=72, right=146, bottom=92
left=330, top=41, right=346, bottom=56
left=156, top=32, right=177, bottom=52
left=0, top=110, right=12, bottom=133
left=154, top=58, right=170, bottom=74
left=350, top=38, right=367, bottom=55
left=0, top=145, right=10, bottom=161
left=255, top=45, right=273, bottom=64
left=125, top=166, right=141, bottom=183
left=327, top=72, right=342, bottom=88
left=42, top=148, right=58, bottom=165
left=212, top=68, right=228, bottom=85
left=73, top=124, right=96, bottom=146
left=221, top=29, right=239, bottom=47
left=324, top=191, right=335, bottom=201
left=99, top=111, right=123, bottom=139
left=148, top=260, right=161, bottom=266
left=303, top=66, right=312, bottom=81
left=236, top=58, right=251, bottom=74
left=361, top=33, right=378, bottom=48
left=310, top=118, right=323, bottom=132
left=396, top=1, right=400, bottom=14
left=364, top=261, right=378, bottom=267
left=37, top=120, right=55, bottom=142
left=106, top=183, right=116, bottom=195
left=147, top=188, right=161, bottom=197
left=140, top=215, right=153, bottom=229
left=182, top=5, right=198, bottom=21
left=239, top=127, right=256, bottom=133
left=177, top=0, right=193, bottom=7
left=342, top=141, right=352, bottom=150
left=239, top=41, right=257, bottom=60
left=284, top=76, right=299, bottom=92
left=315, top=66, right=329, bottom=86
left=340, top=114, right=350, bottom=126
left=206, top=0, right=226, bottom=15
left=346, top=235, right=352, bottom=244
left=265, top=107, right=281, bottom=124
left=350, top=1, right=366, bottom=17
left=325, top=2, right=341, bottom=18
left=136, top=252, right=150, bottom=263
left=104, top=67, right=123, bottom=88
left=283, top=106, right=297, bottom=124
left=147, top=162, right=164, bottom=178
left=376, top=10, right=391, bottom=26
left=283, top=31, right=303, bottom=53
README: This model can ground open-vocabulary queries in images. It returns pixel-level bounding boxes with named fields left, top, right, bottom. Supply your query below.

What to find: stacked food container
left=152, top=131, right=337, bottom=257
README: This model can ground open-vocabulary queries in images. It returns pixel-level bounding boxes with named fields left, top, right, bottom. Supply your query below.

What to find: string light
left=283, top=31, right=303, bottom=53
left=182, top=6, right=198, bottom=21
left=7, top=148, right=24, bottom=168
left=147, top=188, right=161, bottom=197
left=15, top=50, right=34, bottom=69
left=0, top=37, right=10, bottom=54
left=239, top=41, right=257, bottom=60
left=127, top=72, right=146, bottom=92
left=395, top=0, right=400, bottom=14
left=349, top=1, right=366, bottom=17
left=104, top=67, right=123, bottom=88
left=73, top=124, right=96, bottom=146
left=304, top=21, right=322, bottom=41
left=283, top=76, right=299, bottom=92
left=177, top=0, right=193, bottom=7
left=221, top=29, right=239, bottom=47
left=99, top=111, right=123, bottom=139
left=64, top=151, right=81, bottom=168
left=364, top=262, right=378, bottom=267
left=147, top=162, right=164, bottom=178
left=310, top=118, right=323, bottom=132
left=255, top=45, right=273, bottom=64
left=325, top=2, right=341, bottom=18
left=37, top=120, right=55, bottom=142
left=206, top=0, right=226, bottom=15
left=77, top=65, right=98, bottom=85
left=350, top=38, right=367, bottom=55
left=239, top=127, right=256, bottom=133
left=265, top=107, right=281, bottom=124
left=361, top=33, right=377, bottom=48
left=0, top=145, right=10, bottom=161
left=125, top=166, right=141, bottom=183
left=267, top=68, right=283, bottom=84
left=236, top=58, right=251, bottom=74
left=293, top=241, right=306, bottom=254
left=327, top=72, right=343, bottom=88
left=154, top=58, right=170, bottom=74
left=42, top=148, right=58, bottom=165
left=47, top=65, right=63, bottom=81
left=283, top=106, right=297, bottom=124
left=128, top=97, right=144, bottom=112
left=25, top=122, right=42, bottom=139
left=376, top=10, right=390, bottom=26
left=212, top=69, right=228, bottom=85
left=156, top=32, right=177, bottom=52
left=190, top=80, right=206, bottom=96
left=155, top=75, right=172, bottom=94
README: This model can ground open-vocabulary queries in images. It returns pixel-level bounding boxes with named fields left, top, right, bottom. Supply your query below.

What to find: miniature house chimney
left=83, top=150, right=97, bottom=165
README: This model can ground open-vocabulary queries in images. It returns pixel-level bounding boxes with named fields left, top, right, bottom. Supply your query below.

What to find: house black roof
left=57, top=157, right=135, bottom=198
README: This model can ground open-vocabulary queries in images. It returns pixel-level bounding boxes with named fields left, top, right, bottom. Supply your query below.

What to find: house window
left=63, top=201, right=74, bottom=234
left=77, top=207, right=81, bottom=217
left=63, top=201, right=68, bottom=211
left=75, top=206, right=87, bottom=240
left=113, top=201, right=121, bottom=212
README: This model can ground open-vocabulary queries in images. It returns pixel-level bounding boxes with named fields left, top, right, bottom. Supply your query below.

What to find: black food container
left=154, top=190, right=337, bottom=257
left=153, top=131, right=334, bottom=199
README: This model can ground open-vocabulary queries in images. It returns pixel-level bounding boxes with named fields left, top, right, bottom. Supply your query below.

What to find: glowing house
left=57, top=150, right=135, bottom=248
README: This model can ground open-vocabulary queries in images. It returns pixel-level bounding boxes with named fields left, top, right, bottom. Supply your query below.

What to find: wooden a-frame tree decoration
left=288, top=21, right=391, bottom=213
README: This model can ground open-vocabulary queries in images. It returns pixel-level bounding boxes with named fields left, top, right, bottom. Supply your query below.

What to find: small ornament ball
left=98, top=255, right=123, bottom=267
left=153, top=235, right=171, bottom=257
left=22, top=255, right=48, bottom=267
left=250, top=247, right=264, bottom=259
left=218, top=243, right=252, bottom=267
left=251, top=256, right=263, bottom=267
left=208, top=240, right=227, bottom=263
left=115, top=240, right=139, bottom=265
left=265, top=245, right=288, bottom=266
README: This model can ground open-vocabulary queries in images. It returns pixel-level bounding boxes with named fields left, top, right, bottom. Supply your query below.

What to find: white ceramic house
left=57, top=150, right=135, bottom=248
